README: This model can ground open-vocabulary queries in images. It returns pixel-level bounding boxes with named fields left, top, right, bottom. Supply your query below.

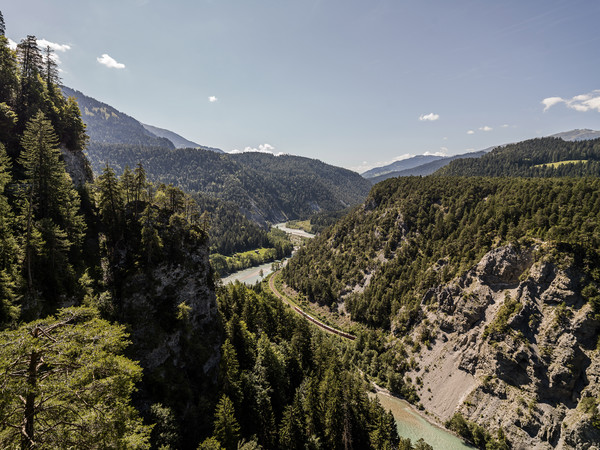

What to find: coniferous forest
left=3, top=7, right=600, bottom=450
left=0, top=13, right=402, bottom=450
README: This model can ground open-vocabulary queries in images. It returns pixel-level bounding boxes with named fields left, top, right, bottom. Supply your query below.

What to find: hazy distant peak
left=361, top=154, right=446, bottom=179
left=550, top=129, right=600, bottom=141
left=141, top=123, right=199, bottom=149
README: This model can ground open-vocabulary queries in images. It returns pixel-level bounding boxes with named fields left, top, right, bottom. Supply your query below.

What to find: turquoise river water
left=374, top=391, right=473, bottom=449
left=221, top=224, right=471, bottom=449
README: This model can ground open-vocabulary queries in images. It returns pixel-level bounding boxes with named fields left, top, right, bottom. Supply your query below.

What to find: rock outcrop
left=405, top=244, right=600, bottom=449
left=61, top=147, right=93, bottom=186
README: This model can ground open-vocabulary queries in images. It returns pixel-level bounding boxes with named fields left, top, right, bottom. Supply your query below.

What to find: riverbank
left=220, top=222, right=315, bottom=285
left=371, top=383, right=473, bottom=449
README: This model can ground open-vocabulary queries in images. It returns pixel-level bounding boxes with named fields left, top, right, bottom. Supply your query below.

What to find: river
left=220, top=224, right=470, bottom=448
left=273, top=222, right=316, bottom=239
left=220, top=261, right=276, bottom=285
left=221, top=222, right=315, bottom=285
left=374, top=391, right=473, bottom=449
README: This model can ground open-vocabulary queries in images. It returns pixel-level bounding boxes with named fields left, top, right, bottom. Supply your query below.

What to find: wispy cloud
left=479, top=126, right=493, bottom=132
left=542, top=96, right=564, bottom=112
left=467, top=130, right=475, bottom=135
left=97, top=54, right=125, bottom=69
left=501, top=124, right=510, bottom=128
left=208, top=96, right=218, bottom=103
left=424, top=151, right=447, bottom=157
left=419, top=112, right=440, bottom=121
left=37, top=38, right=71, bottom=52
left=542, top=90, right=600, bottom=112
left=229, top=143, right=285, bottom=156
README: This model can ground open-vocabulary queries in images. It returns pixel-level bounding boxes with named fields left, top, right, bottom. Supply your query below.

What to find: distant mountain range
left=61, top=86, right=223, bottom=152
left=61, top=86, right=369, bottom=224
left=367, top=150, right=488, bottom=183
left=361, top=155, right=445, bottom=179
left=363, top=130, right=600, bottom=184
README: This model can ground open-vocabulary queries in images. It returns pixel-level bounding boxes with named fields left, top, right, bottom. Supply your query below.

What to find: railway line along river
left=221, top=222, right=471, bottom=449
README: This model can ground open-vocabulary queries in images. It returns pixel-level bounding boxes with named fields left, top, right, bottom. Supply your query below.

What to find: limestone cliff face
left=60, top=147, right=93, bottom=186
left=405, top=244, right=600, bottom=449
left=106, top=228, right=220, bottom=446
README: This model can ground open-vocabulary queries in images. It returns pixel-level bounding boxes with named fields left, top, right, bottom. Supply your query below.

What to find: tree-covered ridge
left=436, top=137, right=600, bottom=177
left=0, top=34, right=87, bottom=158
left=283, top=176, right=600, bottom=329
left=199, top=282, right=400, bottom=450
left=61, top=85, right=176, bottom=149
left=85, top=142, right=372, bottom=223
left=193, top=193, right=275, bottom=256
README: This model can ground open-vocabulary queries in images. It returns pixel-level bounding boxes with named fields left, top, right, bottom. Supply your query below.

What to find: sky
left=3, top=0, right=600, bottom=172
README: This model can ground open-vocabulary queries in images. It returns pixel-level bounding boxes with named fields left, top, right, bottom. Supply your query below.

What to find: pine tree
left=0, top=11, right=5, bottom=37
left=0, top=307, right=152, bottom=449
left=59, top=96, right=88, bottom=151
left=0, top=143, right=18, bottom=325
left=17, top=112, right=85, bottom=310
left=120, top=165, right=135, bottom=205
left=18, top=111, right=84, bottom=231
left=213, top=395, right=240, bottom=450
left=96, top=165, right=124, bottom=242
left=0, top=32, right=18, bottom=107
left=16, top=36, right=42, bottom=80
left=133, top=162, right=148, bottom=220
left=219, top=339, right=243, bottom=407
left=139, top=203, right=162, bottom=264
left=16, top=36, right=44, bottom=126
left=42, top=45, right=59, bottom=87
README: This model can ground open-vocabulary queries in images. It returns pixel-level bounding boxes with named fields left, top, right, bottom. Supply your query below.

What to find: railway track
left=268, top=271, right=355, bottom=341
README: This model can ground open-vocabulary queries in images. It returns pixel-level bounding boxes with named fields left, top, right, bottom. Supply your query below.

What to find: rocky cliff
left=61, top=146, right=93, bottom=186
left=115, top=236, right=220, bottom=446
left=404, top=244, right=600, bottom=449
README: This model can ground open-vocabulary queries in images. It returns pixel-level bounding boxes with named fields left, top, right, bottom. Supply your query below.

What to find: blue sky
left=4, top=0, right=600, bottom=172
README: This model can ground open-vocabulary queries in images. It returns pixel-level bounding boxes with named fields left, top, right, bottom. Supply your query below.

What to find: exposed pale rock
left=404, top=244, right=600, bottom=448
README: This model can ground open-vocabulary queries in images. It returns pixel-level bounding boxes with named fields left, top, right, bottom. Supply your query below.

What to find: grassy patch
left=534, top=160, right=588, bottom=168
left=210, top=247, right=278, bottom=276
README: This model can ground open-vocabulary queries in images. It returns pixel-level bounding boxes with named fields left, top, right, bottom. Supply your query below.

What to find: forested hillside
left=284, top=176, right=600, bottom=327
left=86, top=142, right=371, bottom=223
left=0, top=14, right=405, bottom=449
left=282, top=175, right=600, bottom=447
left=436, top=137, right=600, bottom=177
left=61, top=85, right=175, bottom=148
left=197, top=282, right=400, bottom=449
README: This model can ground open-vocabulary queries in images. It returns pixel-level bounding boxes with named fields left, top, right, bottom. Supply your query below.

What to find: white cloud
left=479, top=126, right=493, bottom=132
left=501, top=124, right=510, bottom=128
left=37, top=38, right=71, bottom=52
left=7, top=38, right=17, bottom=50
left=208, top=96, right=218, bottom=103
left=467, top=130, right=475, bottom=135
left=229, top=143, right=285, bottom=156
left=97, top=53, right=125, bottom=69
left=542, top=96, right=565, bottom=111
left=542, top=90, right=600, bottom=113
left=419, top=112, right=439, bottom=121
left=424, top=150, right=447, bottom=157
